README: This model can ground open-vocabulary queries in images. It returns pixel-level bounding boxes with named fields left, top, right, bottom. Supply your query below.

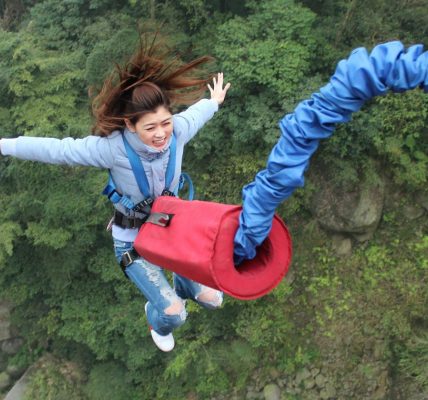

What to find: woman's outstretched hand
left=208, top=72, right=231, bottom=105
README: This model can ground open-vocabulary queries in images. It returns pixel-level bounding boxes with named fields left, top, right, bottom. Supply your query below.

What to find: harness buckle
left=119, top=248, right=140, bottom=279
left=107, top=189, right=119, bottom=200
left=133, top=197, right=154, bottom=214
left=146, top=212, right=174, bottom=227
left=161, top=189, right=175, bottom=197
left=121, top=248, right=139, bottom=268
left=121, top=251, right=134, bottom=268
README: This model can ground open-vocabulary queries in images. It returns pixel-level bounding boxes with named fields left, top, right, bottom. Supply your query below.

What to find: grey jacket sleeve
left=172, top=98, right=219, bottom=144
left=0, top=134, right=117, bottom=169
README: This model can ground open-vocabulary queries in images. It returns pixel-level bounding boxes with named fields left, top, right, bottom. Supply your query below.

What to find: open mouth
left=152, top=137, right=166, bottom=147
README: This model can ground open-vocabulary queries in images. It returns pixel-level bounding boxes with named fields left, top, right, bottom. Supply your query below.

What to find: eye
left=163, top=121, right=171, bottom=126
left=146, top=127, right=155, bottom=131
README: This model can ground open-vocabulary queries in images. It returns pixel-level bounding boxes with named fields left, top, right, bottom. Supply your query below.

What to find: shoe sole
left=145, top=302, right=175, bottom=352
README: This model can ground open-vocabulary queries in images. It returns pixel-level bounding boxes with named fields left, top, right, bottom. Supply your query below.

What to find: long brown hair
left=91, top=35, right=213, bottom=136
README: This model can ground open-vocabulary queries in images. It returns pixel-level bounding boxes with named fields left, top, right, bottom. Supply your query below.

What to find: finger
left=217, top=72, right=223, bottom=86
left=224, top=82, right=231, bottom=92
left=207, top=84, right=213, bottom=93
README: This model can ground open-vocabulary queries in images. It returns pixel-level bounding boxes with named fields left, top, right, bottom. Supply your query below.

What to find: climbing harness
left=103, top=133, right=194, bottom=217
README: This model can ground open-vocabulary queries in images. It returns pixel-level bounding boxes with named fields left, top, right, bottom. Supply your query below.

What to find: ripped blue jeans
left=113, top=239, right=223, bottom=336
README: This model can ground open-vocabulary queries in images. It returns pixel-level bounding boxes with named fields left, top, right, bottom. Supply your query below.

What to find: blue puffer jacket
left=0, top=98, right=219, bottom=240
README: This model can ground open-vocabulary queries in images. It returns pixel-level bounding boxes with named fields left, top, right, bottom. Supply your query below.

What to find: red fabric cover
left=133, top=197, right=292, bottom=300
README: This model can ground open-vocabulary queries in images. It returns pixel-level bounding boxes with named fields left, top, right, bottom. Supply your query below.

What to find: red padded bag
left=133, top=196, right=292, bottom=300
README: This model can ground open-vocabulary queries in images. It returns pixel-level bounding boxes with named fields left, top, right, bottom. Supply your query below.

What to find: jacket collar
left=123, top=128, right=172, bottom=161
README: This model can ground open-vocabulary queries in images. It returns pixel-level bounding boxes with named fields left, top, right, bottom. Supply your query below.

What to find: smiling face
left=125, top=106, right=173, bottom=150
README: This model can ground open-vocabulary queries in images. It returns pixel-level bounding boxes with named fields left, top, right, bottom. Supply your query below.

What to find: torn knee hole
left=164, top=300, right=185, bottom=315
left=197, top=289, right=222, bottom=306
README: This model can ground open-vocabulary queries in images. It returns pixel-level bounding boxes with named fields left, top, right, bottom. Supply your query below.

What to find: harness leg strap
left=120, top=248, right=140, bottom=278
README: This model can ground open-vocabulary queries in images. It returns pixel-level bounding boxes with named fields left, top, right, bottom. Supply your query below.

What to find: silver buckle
left=121, top=251, right=134, bottom=267
left=146, top=212, right=174, bottom=227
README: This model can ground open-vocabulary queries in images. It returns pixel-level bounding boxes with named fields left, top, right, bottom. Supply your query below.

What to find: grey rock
left=0, top=320, right=11, bottom=343
left=6, top=364, right=26, bottom=379
left=315, top=373, right=327, bottom=388
left=0, top=352, right=7, bottom=372
left=0, top=302, right=12, bottom=342
left=0, top=371, right=11, bottom=390
left=304, top=378, right=316, bottom=390
left=277, top=378, right=287, bottom=388
left=331, top=234, right=352, bottom=256
left=263, top=383, right=280, bottom=400
left=1, top=338, right=23, bottom=355
left=304, top=390, right=322, bottom=400
left=352, top=231, right=375, bottom=242
left=320, top=383, right=337, bottom=400
left=284, top=268, right=296, bottom=285
left=246, top=389, right=260, bottom=400
left=4, top=366, right=33, bottom=400
left=311, top=173, right=385, bottom=238
left=373, top=370, right=389, bottom=399
left=374, top=341, right=386, bottom=360
left=284, top=387, right=296, bottom=395
left=402, top=204, right=425, bottom=220
left=268, top=367, right=280, bottom=379
left=416, top=192, right=428, bottom=211
left=295, top=368, right=311, bottom=385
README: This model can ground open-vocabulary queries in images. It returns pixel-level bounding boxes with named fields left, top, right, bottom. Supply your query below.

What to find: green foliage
left=370, top=91, right=428, bottom=187
left=23, top=357, right=86, bottom=400
left=85, top=27, right=139, bottom=87
left=185, top=0, right=322, bottom=204
left=321, top=90, right=428, bottom=191
left=399, top=332, right=428, bottom=389
left=215, top=0, right=316, bottom=98
left=0, top=221, right=22, bottom=266
left=84, top=362, right=135, bottom=400
left=301, top=0, right=428, bottom=57
left=29, top=0, right=90, bottom=50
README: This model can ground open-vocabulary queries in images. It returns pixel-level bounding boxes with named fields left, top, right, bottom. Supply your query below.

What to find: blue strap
left=179, top=172, right=194, bottom=201
left=122, top=135, right=152, bottom=199
left=102, top=174, right=120, bottom=202
left=102, top=133, right=194, bottom=210
left=165, top=135, right=176, bottom=190
left=102, top=173, right=136, bottom=209
left=122, top=134, right=177, bottom=198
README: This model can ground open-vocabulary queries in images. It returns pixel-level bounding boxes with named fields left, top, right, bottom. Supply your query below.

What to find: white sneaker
left=145, top=302, right=175, bottom=352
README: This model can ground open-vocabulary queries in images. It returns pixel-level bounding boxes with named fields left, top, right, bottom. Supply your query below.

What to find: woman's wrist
left=0, top=138, right=18, bottom=156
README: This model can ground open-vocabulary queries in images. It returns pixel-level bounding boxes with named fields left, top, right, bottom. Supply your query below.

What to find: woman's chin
left=150, top=141, right=167, bottom=151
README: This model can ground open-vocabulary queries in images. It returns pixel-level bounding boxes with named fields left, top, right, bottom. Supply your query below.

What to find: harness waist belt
left=113, top=210, right=147, bottom=229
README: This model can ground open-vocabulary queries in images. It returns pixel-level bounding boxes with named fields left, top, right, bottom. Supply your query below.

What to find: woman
left=0, top=39, right=231, bottom=352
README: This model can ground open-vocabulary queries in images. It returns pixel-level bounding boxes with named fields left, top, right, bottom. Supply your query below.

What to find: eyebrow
left=142, top=117, right=172, bottom=128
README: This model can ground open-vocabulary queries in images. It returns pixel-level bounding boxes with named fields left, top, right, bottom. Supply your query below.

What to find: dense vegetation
left=0, top=0, right=426, bottom=399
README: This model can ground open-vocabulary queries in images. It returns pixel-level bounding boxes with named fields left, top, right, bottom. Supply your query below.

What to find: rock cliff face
left=311, top=171, right=385, bottom=241
left=0, top=301, right=25, bottom=396
left=0, top=302, right=12, bottom=342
